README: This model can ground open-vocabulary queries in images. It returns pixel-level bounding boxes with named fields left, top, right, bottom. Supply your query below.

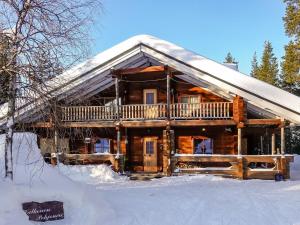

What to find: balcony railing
left=61, top=102, right=232, bottom=122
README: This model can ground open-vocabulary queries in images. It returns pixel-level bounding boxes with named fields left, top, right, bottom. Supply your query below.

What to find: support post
left=237, top=127, right=242, bottom=156
left=163, top=126, right=173, bottom=176
left=166, top=66, right=171, bottom=120
left=115, top=75, right=120, bottom=120
left=281, top=125, right=285, bottom=155
left=271, top=132, right=276, bottom=155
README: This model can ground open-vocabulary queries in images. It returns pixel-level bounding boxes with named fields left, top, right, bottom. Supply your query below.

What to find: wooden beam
left=120, top=120, right=167, bottom=128
left=245, top=119, right=281, bottom=126
left=30, top=122, right=53, bottom=128
left=170, top=120, right=236, bottom=127
left=114, top=66, right=166, bottom=75
left=61, top=121, right=116, bottom=128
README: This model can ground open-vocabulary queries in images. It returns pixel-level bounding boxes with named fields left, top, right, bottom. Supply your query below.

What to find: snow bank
left=0, top=133, right=115, bottom=225
left=1, top=132, right=300, bottom=225
left=58, top=163, right=127, bottom=184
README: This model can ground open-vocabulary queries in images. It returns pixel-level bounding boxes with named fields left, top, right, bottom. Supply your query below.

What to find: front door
left=143, top=89, right=157, bottom=119
left=143, top=137, right=158, bottom=172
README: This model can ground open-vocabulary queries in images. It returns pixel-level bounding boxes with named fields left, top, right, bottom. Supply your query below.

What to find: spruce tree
left=256, top=41, right=279, bottom=86
left=282, top=0, right=300, bottom=154
left=283, top=0, right=300, bottom=41
left=224, top=52, right=236, bottom=63
left=250, top=52, right=259, bottom=78
left=281, top=0, right=300, bottom=94
left=281, top=41, right=300, bottom=94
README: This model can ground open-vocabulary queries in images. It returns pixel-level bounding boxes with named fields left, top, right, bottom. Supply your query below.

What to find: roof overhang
left=1, top=34, right=300, bottom=127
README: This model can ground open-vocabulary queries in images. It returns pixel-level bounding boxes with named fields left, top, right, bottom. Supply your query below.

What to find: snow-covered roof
left=1, top=34, right=300, bottom=126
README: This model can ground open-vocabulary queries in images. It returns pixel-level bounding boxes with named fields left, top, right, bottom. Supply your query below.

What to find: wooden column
left=281, top=126, right=285, bottom=155
left=237, top=127, right=242, bottom=155
left=166, top=66, right=171, bottom=120
left=271, top=132, right=276, bottom=155
left=163, top=126, right=174, bottom=175
left=115, top=75, right=120, bottom=120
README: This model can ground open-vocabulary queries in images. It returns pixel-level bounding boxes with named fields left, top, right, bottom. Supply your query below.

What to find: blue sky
left=91, top=0, right=288, bottom=75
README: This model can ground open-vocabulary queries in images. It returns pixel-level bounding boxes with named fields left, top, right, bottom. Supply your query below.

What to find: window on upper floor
left=180, top=95, right=201, bottom=104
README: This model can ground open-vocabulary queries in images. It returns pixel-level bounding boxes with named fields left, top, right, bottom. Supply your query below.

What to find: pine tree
left=282, top=0, right=300, bottom=154
left=224, top=52, right=236, bottom=63
left=250, top=52, right=259, bottom=78
left=283, top=0, right=300, bottom=41
left=281, top=0, right=300, bottom=95
left=256, top=41, right=279, bottom=86
left=281, top=41, right=300, bottom=94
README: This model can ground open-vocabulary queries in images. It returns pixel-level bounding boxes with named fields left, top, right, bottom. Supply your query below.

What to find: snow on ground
left=1, top=132, right=300, bottom=225
left=58, top=163, right=127, bottom=185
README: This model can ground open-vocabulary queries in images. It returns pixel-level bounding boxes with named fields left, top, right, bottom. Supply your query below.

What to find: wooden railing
left=170, top=102, right=231, bottom=119
left=61, top=106, right=117, bottom=121
left=120, top=104, right=167, bottom=120
left=61, top=102, right=232, bottom=122
left=171, top=154, right=294, bottom=179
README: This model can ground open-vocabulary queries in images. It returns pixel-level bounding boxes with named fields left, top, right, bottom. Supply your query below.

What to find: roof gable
left=1, top=34, right=300, bottom=126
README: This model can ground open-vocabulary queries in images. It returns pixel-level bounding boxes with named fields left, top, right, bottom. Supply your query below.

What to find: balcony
left=61, top=102, right=232, bottom=122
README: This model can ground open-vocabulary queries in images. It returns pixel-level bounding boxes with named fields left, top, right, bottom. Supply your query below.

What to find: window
left=145, top=141, right=154, bottom=154
left=146, top=93, right=154, bottom=104
left=180, top=95, right=201, bottom=104
left=143, top=89, right=157, bottom=104
left=94, top=138, right=110, bottom=153
left=194, top=138, right=213, bottom=154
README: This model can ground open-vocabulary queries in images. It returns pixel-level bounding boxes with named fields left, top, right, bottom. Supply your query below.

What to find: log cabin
left=0, top=34, right=299, bottom=179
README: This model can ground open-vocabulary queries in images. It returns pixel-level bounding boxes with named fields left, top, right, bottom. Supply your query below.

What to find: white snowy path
left=1, top=133, right=300, bottom=225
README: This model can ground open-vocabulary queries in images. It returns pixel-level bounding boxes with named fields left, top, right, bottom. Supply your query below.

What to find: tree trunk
left=5, top=73, right=16, bottom=180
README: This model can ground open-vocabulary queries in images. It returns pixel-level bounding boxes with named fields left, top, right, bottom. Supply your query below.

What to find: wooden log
left=245, top=119, right=281, bottom=126
left=281, top=125, right=286, bottom=155
left=271, top=132, right=276, bottom=155
left=237, top=127, right=242, bottom=155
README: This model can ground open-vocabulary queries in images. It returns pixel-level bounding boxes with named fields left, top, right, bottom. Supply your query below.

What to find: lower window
left=194, top=138, right=213, bottom=154
left=94, top=138, right=110, bottom=153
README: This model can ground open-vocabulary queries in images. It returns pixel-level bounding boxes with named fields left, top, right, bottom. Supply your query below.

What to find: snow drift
left=1, top=132, right=300, bottom=225
left=0, top=133, right=115, bottom=225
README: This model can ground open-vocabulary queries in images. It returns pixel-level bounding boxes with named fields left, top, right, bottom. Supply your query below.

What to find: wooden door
left=143, top=137, right=158, bottom=172
left=143, top=89, right=157, bottom=119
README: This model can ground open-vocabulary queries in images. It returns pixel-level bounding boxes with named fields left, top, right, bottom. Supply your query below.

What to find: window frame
left=94, top=138, right=111, bottom=154
left=143, top=89, right=157, bottom=104
left=179, top=95, right=201, bottom=104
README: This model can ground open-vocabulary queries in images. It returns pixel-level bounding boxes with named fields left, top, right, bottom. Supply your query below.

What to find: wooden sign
left=22, top=201, right=64, bottom=222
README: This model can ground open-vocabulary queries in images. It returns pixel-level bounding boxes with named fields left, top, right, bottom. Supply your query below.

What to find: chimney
left=223, top=62, right=238, bottom=71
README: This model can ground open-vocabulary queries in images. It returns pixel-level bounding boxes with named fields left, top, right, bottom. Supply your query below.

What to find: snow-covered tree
left=0, top=0, right=102, bottom=180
